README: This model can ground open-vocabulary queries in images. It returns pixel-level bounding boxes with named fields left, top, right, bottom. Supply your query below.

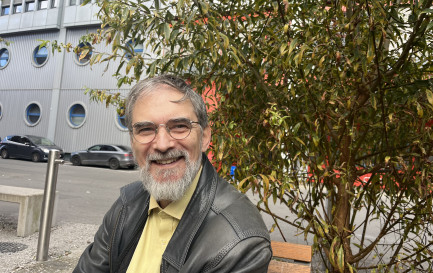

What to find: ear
left=201, top=126, right=212, bottom=152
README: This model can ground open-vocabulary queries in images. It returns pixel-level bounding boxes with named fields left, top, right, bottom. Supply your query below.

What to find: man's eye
left=170, top=122, right=189, bottom=131
left=136, top=126, right=155, bottom=134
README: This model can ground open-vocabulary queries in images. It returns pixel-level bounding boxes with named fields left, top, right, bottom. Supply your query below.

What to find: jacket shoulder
left=212, top=178, right=269, bottom=239
left=119, top=181, right=147, bottom=205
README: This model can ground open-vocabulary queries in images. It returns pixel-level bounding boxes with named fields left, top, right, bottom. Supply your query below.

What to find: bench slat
left=271, top=241, right=312, bottom=263
left=268, top=260, right=310, bottom=273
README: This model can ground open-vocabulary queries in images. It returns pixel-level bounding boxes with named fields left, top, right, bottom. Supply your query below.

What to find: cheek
left=132, top=143, right=148, bottom=165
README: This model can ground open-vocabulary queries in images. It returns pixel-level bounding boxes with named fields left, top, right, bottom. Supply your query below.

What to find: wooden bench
left=0, top=185, right=44, bottom=237
left=268, top=241, right=312, bottom=273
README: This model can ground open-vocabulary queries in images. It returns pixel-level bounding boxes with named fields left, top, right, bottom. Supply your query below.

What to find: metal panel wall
left=61, top=28, right=120, bottom=90
left=54, top=89, right=131, bottom=153
left=0, top=31, right=59, bottom=90
left=0, top=89, right=52, bottom=140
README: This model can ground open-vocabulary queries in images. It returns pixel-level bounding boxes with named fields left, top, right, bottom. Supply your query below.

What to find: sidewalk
left=0, top=215, right=98, bottom=273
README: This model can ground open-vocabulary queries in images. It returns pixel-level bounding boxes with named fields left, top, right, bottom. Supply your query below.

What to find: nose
left=152, top=124, right=174, bottom=152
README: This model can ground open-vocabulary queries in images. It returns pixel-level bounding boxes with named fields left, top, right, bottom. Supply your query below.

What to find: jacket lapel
left=161, top=154, right=218, bottom=271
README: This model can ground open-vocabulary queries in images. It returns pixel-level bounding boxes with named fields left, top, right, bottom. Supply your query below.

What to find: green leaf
left=163, top=23, right=171, bottom=40
left=220, top=33, right=229, bottom=49
left=426, top=90, right=433, bottom=105
left=337, top=246, right=345, bottom=273
left=230, top=51, right=242, bottom=66
left=199, top=1, right=209, bottom=14
left=416, top=102, right=423, bottom=117
left=288, top=38, right=298, bottom=55
left=280, top=43, right=288, bottom=55
left=367, top=36, right=375, bottom=64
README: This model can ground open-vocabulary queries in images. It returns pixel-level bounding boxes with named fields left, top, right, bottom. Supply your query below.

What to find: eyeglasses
left=131, top=118, right=201, bottom=144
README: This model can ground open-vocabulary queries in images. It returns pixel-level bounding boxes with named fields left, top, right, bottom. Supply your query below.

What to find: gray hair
left=125, top=74, right=209, bottom=132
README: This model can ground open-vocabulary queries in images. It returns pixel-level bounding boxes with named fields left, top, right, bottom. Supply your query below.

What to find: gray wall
left=0, top=27, right=135, bottom=153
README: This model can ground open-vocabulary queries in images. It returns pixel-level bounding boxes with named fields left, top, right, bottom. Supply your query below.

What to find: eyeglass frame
left=130, top=118, right=202, bottom=144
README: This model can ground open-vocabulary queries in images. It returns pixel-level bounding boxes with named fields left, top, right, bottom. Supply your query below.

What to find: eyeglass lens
left=132, top=118, right=195, bottom=143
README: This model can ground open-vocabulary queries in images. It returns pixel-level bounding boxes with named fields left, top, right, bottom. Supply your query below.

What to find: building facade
left=0, top=0, right=133, bottom=154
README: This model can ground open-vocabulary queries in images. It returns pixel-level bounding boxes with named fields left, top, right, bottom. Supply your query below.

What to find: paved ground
left=0, top=215, right=98, bottom=273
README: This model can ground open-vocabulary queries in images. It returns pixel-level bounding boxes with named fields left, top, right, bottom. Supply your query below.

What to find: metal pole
left=36, top=150, right=64, bottom=261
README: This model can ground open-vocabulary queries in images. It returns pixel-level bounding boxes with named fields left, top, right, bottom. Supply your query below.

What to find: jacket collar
left=161, top=153, right=218, bottom=270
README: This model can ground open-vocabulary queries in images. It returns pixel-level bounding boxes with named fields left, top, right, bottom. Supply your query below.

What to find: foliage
left=64, top=0, right=433, bottom=271
left=0, top=37, right=11, bottom=46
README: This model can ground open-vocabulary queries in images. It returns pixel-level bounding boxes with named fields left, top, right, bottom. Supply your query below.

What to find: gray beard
left=139, top=149, right=201, bottom=202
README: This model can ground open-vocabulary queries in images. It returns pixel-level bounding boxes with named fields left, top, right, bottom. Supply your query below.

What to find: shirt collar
left=148, top=165, right=203, bottom=220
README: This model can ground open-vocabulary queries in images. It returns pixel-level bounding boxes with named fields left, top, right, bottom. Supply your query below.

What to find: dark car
left=70, top=144, right=136, bottom=170
left=0, top=135, right=64, bottom=162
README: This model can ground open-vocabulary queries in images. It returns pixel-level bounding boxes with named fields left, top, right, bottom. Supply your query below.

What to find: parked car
left=70, top=144, right=136, bottom=170
left=0, top=135, right=64, bottom=162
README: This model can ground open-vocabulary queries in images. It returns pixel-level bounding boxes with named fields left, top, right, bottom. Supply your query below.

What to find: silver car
left=70, top=144, right=136, bottom=170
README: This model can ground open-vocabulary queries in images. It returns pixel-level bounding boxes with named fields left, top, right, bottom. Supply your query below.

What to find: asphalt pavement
left=0, top=158, right=318, bottom=272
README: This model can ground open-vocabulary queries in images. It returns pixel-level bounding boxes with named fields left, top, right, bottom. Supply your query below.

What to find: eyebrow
left=132, top=121, right=154, bottom=128
left=132, top=118, right=191, bottom=127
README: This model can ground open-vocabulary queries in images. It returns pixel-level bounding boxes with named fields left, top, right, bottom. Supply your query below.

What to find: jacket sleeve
left=73, top=198, right=123, bottom=273
left=204, top=237, right=272, bottom=273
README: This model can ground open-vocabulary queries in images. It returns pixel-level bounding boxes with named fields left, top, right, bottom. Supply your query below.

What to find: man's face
left=131, top=85, right=211, bottom=200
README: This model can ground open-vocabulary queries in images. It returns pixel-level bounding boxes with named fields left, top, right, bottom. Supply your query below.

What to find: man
left=73, top=75, right=272, bottom=273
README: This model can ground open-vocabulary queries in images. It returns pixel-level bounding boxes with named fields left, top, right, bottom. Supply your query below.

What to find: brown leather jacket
left=73, top=154, right=272, bottom=273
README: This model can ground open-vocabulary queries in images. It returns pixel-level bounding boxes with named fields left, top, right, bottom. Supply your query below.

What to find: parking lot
left=0, top=157, right=139, bottom=225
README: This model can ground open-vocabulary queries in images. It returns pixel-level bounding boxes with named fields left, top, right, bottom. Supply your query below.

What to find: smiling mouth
left=154, top=157, right=184, bottom=165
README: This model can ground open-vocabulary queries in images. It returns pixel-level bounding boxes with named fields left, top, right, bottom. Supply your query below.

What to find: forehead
left=132, top=85, right=196, bottom=122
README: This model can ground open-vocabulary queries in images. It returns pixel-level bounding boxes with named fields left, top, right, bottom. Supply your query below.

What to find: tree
left=72, top=0, right=433, bottom=271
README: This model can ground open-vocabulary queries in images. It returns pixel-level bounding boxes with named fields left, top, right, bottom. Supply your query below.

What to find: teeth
left=156, top=158, right=178, bottom=164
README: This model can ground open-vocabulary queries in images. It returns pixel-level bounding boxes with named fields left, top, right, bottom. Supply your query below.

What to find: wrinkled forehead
left=138, top=83, right=186, bottom=101
left=132, top=85, right=196, bottom=121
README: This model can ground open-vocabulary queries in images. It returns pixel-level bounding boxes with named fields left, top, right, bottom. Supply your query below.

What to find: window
left=25, top=0, right=35, bottom=12
left=89, top=145, right=102, bottom=151
left=0, top=102, right=3, bottom=120
left=51, top=0, right=59, bottom=8
left=25, top=103, right=41, bottom=126
left=1, top=7, right=10, bottom=16
left=115, top=109, right=128, bottom=131
left=125, top=40, right=143, bottom=60
left=0, top=48, right=10, bottom=69
left=68, top=103, right=86, bottom=128
left=101, top=145, right=117, bottom=152
left=13, top=0, right=22, bottom=13
left=117, top=114, right=127, bottom=128
left=38, top=0, right=48, bottom=10
left=70, top=0, right=89, bottom=6
left=13, top=4, right=23, bottom=13
left=75, top=42, right=92, bottom=65
left=32, top=45, right=48, bottom=67
left=1, top=0, right=10, bottom=15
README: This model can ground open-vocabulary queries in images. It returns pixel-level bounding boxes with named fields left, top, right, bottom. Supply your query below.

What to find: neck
left=159, top=200, right=171, bottom=209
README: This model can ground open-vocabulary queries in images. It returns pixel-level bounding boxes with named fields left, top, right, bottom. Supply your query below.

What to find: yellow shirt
left=126, top=166, right=202, bottom=273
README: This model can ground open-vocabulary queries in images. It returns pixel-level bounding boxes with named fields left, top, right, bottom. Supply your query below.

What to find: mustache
left=146, top=149, right=188, bottom=161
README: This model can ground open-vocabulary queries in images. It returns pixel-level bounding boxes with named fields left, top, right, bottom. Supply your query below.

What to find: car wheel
left=32, top=153, right=41, bottom=162
left=0, top=149, right=9, bottom=159
left=71, top=156, right=81, bottom=166
left=109, top=158, right=120, bottom=170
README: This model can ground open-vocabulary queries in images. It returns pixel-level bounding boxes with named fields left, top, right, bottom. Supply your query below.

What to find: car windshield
left=27, top=136, right=55, bottom=146
left=116, top=145, right=132, bottom=152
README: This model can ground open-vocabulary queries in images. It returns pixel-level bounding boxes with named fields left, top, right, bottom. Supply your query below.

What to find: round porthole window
left=0, top=48, right=10, bottom=69
left=67, top=103, right=87, bottom=128
left=0, top=102, right=3, bottom=120
left=125, top=40, right=143, bottom=60
left=24, top=102, right=42, bottom=126
left=114, top=109, right=128, bottom=131
left=32, top=45, right=49, bottom=67
left=75, top=42, right=93, bottom=65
